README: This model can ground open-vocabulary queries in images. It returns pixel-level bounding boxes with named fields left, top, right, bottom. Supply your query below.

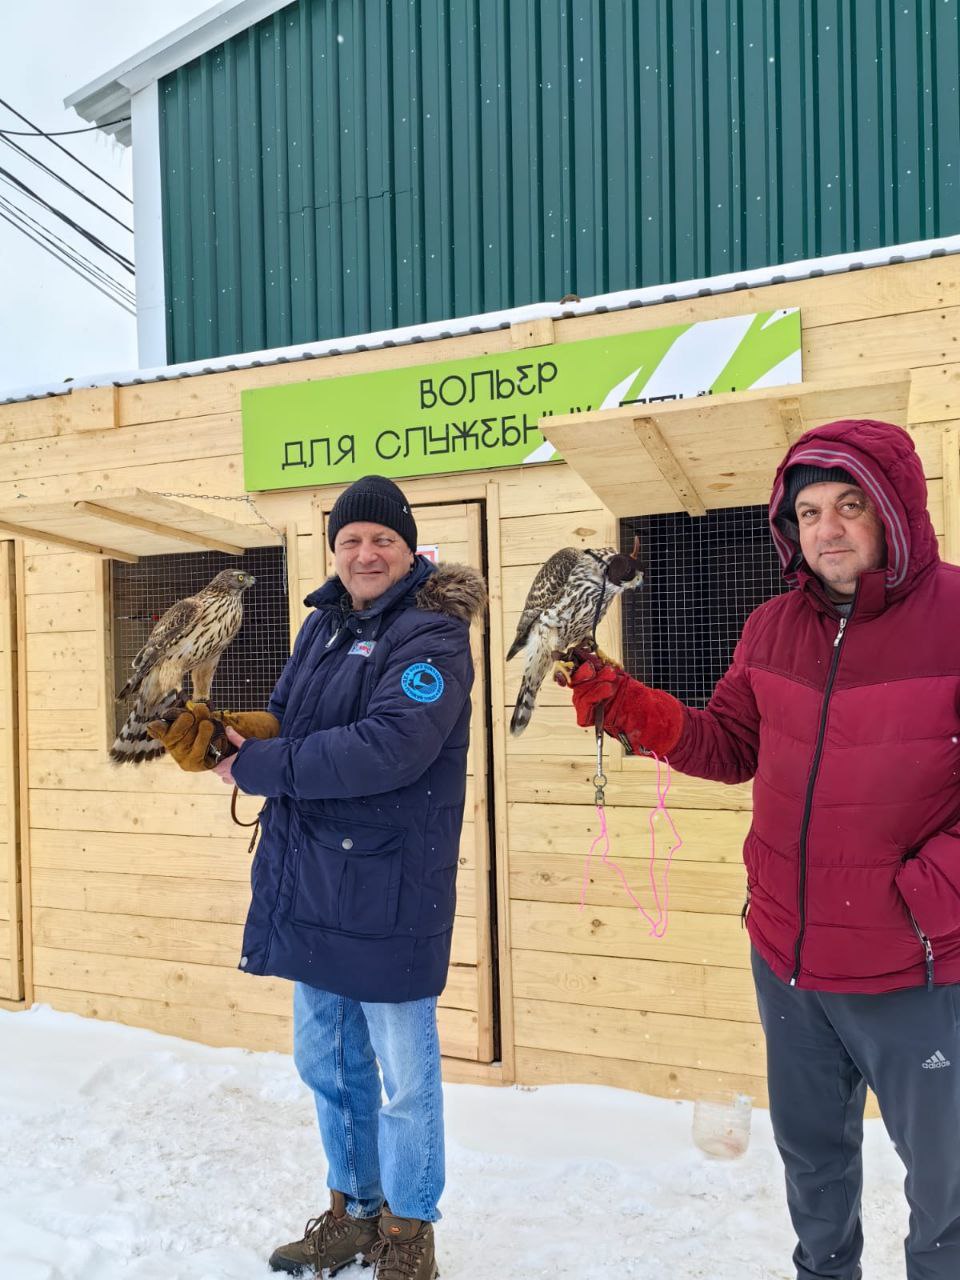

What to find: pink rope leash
left=578, top=752, right=683, bottom=937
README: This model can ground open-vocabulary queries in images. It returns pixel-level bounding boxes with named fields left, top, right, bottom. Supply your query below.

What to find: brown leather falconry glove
left=146, top=702, right=234, bottom=771
left=218, top=710, right=281, bottom=740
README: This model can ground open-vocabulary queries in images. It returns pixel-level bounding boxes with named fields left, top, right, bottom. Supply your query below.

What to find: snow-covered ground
left=0, top=1005, right=908, bottom=1279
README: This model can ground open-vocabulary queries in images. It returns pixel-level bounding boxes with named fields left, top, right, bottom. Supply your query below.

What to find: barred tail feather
left=510, top=685, right=536, bottom=736
left=109, top=707, right=165, bottom=764
left=510, top=644, right=552, bottom=737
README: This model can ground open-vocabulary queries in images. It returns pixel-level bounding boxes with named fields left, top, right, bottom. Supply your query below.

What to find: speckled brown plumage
left=110, top=568, right=254, bottom=764
left=507, top=545, right=643, bottom=735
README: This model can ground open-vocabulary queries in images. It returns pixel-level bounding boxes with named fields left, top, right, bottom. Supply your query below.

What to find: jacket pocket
left=293, top=817, right=404, bottom=937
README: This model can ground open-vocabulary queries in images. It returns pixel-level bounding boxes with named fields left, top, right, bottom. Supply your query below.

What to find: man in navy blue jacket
left=162, top=476, right=485, bottom=1280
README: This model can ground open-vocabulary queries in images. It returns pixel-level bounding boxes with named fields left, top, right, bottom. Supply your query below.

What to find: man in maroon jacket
left=570, top=418, right=960, bottom=1280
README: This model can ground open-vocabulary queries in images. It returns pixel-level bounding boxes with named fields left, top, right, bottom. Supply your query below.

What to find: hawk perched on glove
left=507, top=541, right=642, bottom=735
left=110, top=568, right=254, bottom=764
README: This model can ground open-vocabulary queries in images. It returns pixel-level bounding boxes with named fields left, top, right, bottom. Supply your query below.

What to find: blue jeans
left=292, top=982, right=445, bottom=1222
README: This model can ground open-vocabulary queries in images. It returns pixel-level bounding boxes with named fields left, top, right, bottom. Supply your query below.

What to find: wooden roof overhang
left=538, top=371, right=912, bottom=517
left=0, top=489, right=281, bottom=562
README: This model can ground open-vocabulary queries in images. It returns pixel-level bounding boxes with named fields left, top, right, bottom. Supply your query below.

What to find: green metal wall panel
left=160, top=0, right=960, bottom=364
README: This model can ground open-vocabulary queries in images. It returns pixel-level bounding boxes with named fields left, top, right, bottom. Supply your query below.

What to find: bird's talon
left=553, top=658, right=576, bottom=688
left=593, top=647, right=621, bottom=669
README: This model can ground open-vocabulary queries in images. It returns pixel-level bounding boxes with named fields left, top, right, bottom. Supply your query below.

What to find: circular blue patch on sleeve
left=401, top=662, right=445, bottom=703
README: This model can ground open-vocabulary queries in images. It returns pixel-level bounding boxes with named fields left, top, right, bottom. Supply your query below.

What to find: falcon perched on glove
left=506, top=539, right=643, bottom=735
left=110, top=568, right=255, bottom=764
left=566, top=647, right=685, bottom=758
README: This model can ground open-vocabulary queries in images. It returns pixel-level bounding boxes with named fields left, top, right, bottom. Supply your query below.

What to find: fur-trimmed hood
left=305, top=555, right=486, bottom=626
left=415, top=562, right=486, bottom=624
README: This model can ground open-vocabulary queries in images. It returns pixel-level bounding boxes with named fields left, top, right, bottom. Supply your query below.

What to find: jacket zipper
left=790, top=614, right=848, bottom=986
left=907, top=909, right=936, bottom=990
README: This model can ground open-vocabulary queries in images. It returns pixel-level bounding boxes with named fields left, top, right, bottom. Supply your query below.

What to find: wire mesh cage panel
left=111, top=546, right=289, bottom=734
left=620, top=506, right=790, bottom=709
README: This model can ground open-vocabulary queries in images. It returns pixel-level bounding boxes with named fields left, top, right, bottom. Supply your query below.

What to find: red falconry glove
left=569, top=651, right=685, bottom=757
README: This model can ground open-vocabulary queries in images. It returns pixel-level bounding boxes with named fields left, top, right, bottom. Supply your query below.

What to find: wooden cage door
left=413, top=502, right=495, bottom=1064
left=0, top=541, right=23, bottom=1001
left=321, top=501, right=496, bottom=1063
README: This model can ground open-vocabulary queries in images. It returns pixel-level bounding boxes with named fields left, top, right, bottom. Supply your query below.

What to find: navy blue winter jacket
left=233, top=556, right=486, bottom=1002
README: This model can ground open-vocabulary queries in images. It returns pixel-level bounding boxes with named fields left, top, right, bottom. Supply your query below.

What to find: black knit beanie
left=776, top=463, right=859, bottom=527
left=327, top=475, right=418, bottom=551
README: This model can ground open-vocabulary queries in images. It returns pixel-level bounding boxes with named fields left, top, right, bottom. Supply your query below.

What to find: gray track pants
left=752, top=948, right=960, bottom=1280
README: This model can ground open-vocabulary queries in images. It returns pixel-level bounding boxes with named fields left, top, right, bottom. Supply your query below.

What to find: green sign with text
left=241, top=309, right=800, bottom=491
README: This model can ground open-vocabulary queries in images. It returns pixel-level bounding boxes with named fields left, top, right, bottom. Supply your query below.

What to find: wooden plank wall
left=0, top=539, right=23, bottom=1004
left=0, top=256, right=959, bottom=1100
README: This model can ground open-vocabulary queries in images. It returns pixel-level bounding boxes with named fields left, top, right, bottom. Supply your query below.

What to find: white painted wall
left=130, top=82, right=166, bottom=368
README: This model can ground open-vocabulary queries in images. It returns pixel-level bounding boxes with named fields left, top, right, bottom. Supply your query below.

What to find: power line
left=0, top=117, right=130, bottom=138
left=0, top=191, right=136, bottom=304
left=0, top=205, right=136, bottom=315
left=0, top=165, right=134, bottom=273
left=0, top=134, right=133, bottom=235
left=0, top=96, right=132, bottom=204
left=0, top=164, right=134, bottom=274
left=0, top=192, right=136, bottom=305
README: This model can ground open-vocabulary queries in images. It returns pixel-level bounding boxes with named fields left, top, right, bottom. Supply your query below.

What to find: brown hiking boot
left=269, top=1190, right=380, bottom=1276
left=370, top=1211, right=438, bottom=1279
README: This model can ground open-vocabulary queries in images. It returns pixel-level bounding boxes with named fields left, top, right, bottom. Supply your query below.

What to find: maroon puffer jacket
left=670, top=418, right=960, bottom=993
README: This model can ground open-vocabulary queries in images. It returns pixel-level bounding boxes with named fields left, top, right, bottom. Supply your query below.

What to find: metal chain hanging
left=154, top=491, right=288, bottom=590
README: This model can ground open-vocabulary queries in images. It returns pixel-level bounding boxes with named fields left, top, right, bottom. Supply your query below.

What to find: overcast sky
left=0, top=0, right=218, bottom=397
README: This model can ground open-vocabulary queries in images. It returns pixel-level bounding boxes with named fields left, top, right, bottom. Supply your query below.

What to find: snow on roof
left=3, top=235, right=958, bottom=406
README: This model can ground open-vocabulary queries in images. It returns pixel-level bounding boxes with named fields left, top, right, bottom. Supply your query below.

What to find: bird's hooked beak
left=605, top=536, right=644, bottom=587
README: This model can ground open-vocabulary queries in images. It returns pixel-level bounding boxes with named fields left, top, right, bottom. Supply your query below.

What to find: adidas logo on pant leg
left=921, top=1050, right=951, bottom=1069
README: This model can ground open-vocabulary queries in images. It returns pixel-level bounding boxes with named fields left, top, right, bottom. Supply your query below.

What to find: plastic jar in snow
left=691, top=1092, right=752, bottom=1158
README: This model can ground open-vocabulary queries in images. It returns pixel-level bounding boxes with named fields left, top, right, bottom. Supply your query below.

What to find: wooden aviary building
left=2, top=249, right=960, bottom=1106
